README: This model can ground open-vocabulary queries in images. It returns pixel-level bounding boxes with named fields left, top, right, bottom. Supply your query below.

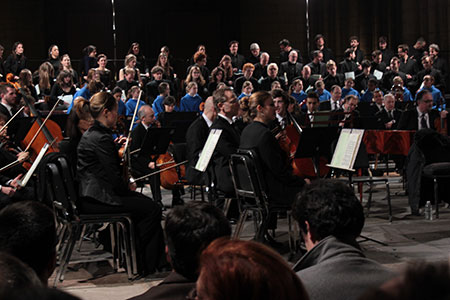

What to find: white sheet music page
left=195, top=129, right=222, bottom=172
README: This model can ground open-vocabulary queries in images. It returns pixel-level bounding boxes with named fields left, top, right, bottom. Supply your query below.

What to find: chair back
left=229, top=149, right=269, bottom=209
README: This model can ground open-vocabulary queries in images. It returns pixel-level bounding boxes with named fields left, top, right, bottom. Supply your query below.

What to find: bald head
left=203, top=96, right=217, bottom=122
left=138, top=105, right=156, bottom=126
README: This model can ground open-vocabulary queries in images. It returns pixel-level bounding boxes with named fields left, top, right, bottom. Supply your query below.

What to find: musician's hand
left=148, top=162, right=156, bottom=169
left=10, top=174, right=22, bottom=190
left=339, top=121, right=346, bottom=127
left=440, top=110, right=448, bottom=119
left=1, top=186, right=15, bottom=196
left=115, top=136, right=128, bottom=145
left=17, top=151, right=29, bottom=162
left=385, top=121, right=393, bottom=129
left=304, top=178, right=311, bottom=185
left=129, top=182, right=137, bottom=191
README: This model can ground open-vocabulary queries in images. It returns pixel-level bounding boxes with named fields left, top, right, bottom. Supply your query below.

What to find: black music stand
left=294, top=127, right=339, bottom=177
left=163, top=112, right=198, bottom=143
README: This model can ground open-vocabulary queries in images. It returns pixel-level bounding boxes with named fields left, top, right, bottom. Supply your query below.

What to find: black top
left=3, top=54, right=27, bottom=76
left=77, top=120, right=128, bottom=205
left=185, top=116, right=210, bottom=185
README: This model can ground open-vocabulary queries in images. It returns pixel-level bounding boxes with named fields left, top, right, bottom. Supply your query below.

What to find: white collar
left=202, top=113, right=213, bottom=127
left=218, top=113, right=233, bottom=125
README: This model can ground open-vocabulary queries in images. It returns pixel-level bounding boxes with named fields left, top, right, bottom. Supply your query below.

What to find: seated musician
left=375, top=93, right=401, bottom=130
left=329, top=94, right=361, bottom=128
left=185, top=97, right=217, bottom=185
left=77, top=92, right=167, bottom=276
left=156, top=95, right=176, bottom=127
left=240, top=91, right=308, bottom=206
left=299, top=91, right=320, bottom=128
left=130, top=105, right=183, bottom=207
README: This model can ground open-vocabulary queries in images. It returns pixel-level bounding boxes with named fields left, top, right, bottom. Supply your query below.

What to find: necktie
left=421, top=113, right=428, bottom=129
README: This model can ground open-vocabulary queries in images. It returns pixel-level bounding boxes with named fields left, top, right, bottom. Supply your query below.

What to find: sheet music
left=19, top=143, right=49, bottom=187
left=58, top=95, right=73, bottom=105
left=195, top=129, right=222, bottom=172
left=373, top=69, right=383, bottom=80
left=344, top=72, right=355, bottom=80
left=327, top=129, right=364, bottom=171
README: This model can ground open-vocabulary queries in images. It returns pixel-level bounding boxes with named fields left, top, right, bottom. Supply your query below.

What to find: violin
left=156, top=150, right=186, bottom=189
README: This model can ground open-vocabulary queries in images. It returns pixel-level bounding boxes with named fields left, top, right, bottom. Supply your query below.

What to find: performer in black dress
left=77, top=92, right=166, bottom=276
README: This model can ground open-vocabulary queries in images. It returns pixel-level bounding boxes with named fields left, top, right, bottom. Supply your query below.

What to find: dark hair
left=163, top=95, right=176, bottom=106
left=378, top=36, right=388, bottom=44
left=197, top=238, right=309, bottom=300
left=279, top=39, right=290, bottom=47
left=82, top=45, right=96, bottom=56
left=344, top=48, right=354, bottom=58
left=56, top=70, right=73, bottom=88
left=111, top=86, right=123, bottom=95
left=228, top=40, right=239, bottom=47
left=212, top=86, right=235, bottom=111
left=194, top=51, right=207, bottom=63
left=398, top=44, right=409, bottom=53
left=360, top=261, right=450, bottom=300
left=127, top=42, right=140, bottom=55
left=368, top=78, right=378, bottom=86
left=97, top=53, right=107, bottom=62
left=211, top=67, right=225, bottom=83
left=89, top=92, right=117, bottom=119
left=271, top=88, right=289, bottom=105
left=292, top=179, right=364, bottom=244
left=0, top=83, right=15, bottom=95
left=371, top=50, right=382, bottom=58
left=312, top=50, right=322, bottom=58
left=158, top=82, right=169, bottom=94
left=11, top=42, right=25, bottom=61
left=349, top=36, right=359, bottom=42
left=306, top=90, right=319, bottom=101
left=47, top=44, right=58, bottom=59
left=0, top=251, right=42, bottom=292
left=361, top=59, right=371, bottom=69
left=416, top=89, right=431, bottom=102
left=0, top=201, right=56, bottom=283
left=314, top=34, right=324, bottom=42
left=164, top=201, right=231, bottom=280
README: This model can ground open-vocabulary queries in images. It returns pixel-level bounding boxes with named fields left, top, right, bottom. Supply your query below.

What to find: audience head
left=342, top=94, right=358, bottom=112
left=196, top=238, right=309, bottom=300
left=203, top=96, right=217, bottom=121
left=311, top=50, right=323, bottom=63
left=242, top=80, right=254, bottom=95
left=229, top=40, right=239, bottom=55
left=242, top=63, right=255, bottom=78
left=249, top=43, right=260, bottom=57
left=429, top=43, right=440, bottom=58
left=48, top=44, right=59, bottom=60
left=326, top=60, right=337, bottom=75
left=0, top=201, right=57, bottom=285
left=289, top=50, right=299, bottom=63
left=271, top=88, right=289, bottom=116
left=260, top=52, right=270, bottom=65
left=163, top=96, right=176, bottom=112
left=158, top=81, right=170, bottom=96
left=151, top=66, right=164, bottom=80
left=0, top=83, right=17, bottom=106
left=186, top=81, right=198, bottom=95
left=384, top=93, right=396, bottom=111
left=292, top=179, right=364, bottom=250
left=211, top=67, right=225, bottom=83
left=1, top=286, right=81, bottom=300
left=271, top=80, right=282, bottom=91
left=330, top=85, right=342, bottom=101
left=267, top=63, right=278, bottom=78
left=344, top=48, right=355, bottom=60
left=422, top=55, right=433, bottom=70
left=378, top=36, right=388, bottom=49
left=360, top=261, right=450, bottom=300
left=0, top=251, right=42, bottom=294
left=371, top=50, right=383, bottom=64
left=164, top=201, right=231, bottom=280
left=124, top=53, right=137, bottom=68
left=390, top=57, right=400, bottom=71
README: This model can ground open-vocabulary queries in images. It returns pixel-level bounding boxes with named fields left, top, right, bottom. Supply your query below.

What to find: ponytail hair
left=244, top=91, right=272, bottom=121
left=89, top=92, right=117, bottom=119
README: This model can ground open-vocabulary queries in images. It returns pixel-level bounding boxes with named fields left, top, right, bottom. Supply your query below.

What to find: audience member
left=279, top=50, right=303, bottom=85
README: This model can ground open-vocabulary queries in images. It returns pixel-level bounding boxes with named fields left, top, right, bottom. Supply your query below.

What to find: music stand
left=163, top=112, right=198, bottom=143
left=294, top=127, right=339, bottom=177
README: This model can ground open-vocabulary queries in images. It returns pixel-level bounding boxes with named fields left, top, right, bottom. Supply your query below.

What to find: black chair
left=229, top=149, right=296, bottom=250
left=422, top=162, right=450, bottom=219
left=46, top=156, right=137, bottom=286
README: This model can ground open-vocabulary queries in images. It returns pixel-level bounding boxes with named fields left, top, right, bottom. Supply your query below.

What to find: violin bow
left=0, top=106, right=25, bottom=135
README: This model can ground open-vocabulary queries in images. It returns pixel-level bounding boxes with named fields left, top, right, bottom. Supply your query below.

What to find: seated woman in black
left=76, top=92, right=166, bottom=275
left=49, top=70, right=76, bottom=110
left=239, top=91, right=308, bottom=206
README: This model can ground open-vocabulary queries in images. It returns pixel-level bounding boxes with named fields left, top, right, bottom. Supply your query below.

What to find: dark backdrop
left=0, top=0, right=448, bottom=76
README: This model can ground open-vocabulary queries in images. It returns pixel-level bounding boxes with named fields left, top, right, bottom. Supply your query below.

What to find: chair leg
left=223, top=198, right=232, bottom=217
left=110, top=224, right=117, bottom=271
left=118, top=222, right=133, bottom=280
left=386, top=181, right=392, bottom=222
left=434, top=178, right=439, bottom=219
left=233, top=208, right=248, bottom=239
left=124, top=217, right=138, bottom=275
left=54, top=224, right=80, bottom=287
left=77, top=224, right=87, bottom=251
left=366, top=183, right=373, bottom=217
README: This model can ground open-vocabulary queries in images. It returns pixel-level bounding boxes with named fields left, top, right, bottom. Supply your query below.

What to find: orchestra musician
left=240, top=91, right=308, bottom=207
left=76, top=92, right=166, bottom=276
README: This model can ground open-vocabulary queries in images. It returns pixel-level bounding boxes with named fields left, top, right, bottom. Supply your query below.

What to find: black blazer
left=0, top=104, right=12, bottom=119
left=397, top=108, right=440, bottom=131
left=375, top=108, right=402, bottom=130
left=279, top=62, right=303, bottom=84
left=210, top=116, right=240, bottom=194
left=185, top=116, right=210, bottom=185
left=240, top=121, right=305, bottom=205
left=319, top=100, right=340, bottom=112
left=130, top=123, right=154, bottom=177
left=77, top=121, right=128, bottom=206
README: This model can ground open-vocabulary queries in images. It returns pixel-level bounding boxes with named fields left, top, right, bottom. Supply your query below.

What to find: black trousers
left=80, top=192, right=166, bottom=275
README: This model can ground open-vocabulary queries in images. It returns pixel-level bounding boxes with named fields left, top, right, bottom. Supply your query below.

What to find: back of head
left=197, top=238, right=309, bottom=300
left=164, top=201, right=231, bottom=280
left=293, top=179, right=364, bottom=244
left=0, top=251, right=42, bottom=294
left=0, top=201, right=56, bottom=284
left=212, top=86, right=234, bottom=111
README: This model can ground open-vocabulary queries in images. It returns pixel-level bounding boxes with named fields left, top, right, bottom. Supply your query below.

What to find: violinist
left=240, top=91, right=308, bottom=207
left=0, top=113, right=33, bottom=210
left=77, top=92, right=166, bottom=276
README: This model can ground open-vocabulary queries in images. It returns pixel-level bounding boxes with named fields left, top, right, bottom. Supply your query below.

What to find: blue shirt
left=403, top=87, right=413, bottom=101
left=179, top=94, right=203, bottom=112
left=360, top=89, right=376, bottom=103
left=66, top=84, right=91, bottom=114
left=152, top=95, right=165, bottom=118
left=238, top=93, right=251, bottom=100
left=341, top=87, right=360, bottom=100
left=125, top=98, right=145, bottom=127
left=118, top=99, right=126, bottom=117
left=316, top=89, right=331, bottom=102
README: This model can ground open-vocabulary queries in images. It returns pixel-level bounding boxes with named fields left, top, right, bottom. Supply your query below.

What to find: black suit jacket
left=185, top=116, right=210, bottom=185
left=319, top=100, right=340, bottom=112
left=128, top=271, right=195, bottom=300
left=375, top=108, right=402, bottom=130
left=210, top=116, right=240, bottom=194
left=130, top=123, right=154, bottom=177
left=0, top=104, right=12, bottom=119
left=240, top=121, right=305, bottom=205
left=397, top=108, right=440, bottom=131
left=329, top=108, right=362, bottom=128
left=279, top=61, right=303, bottom=84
